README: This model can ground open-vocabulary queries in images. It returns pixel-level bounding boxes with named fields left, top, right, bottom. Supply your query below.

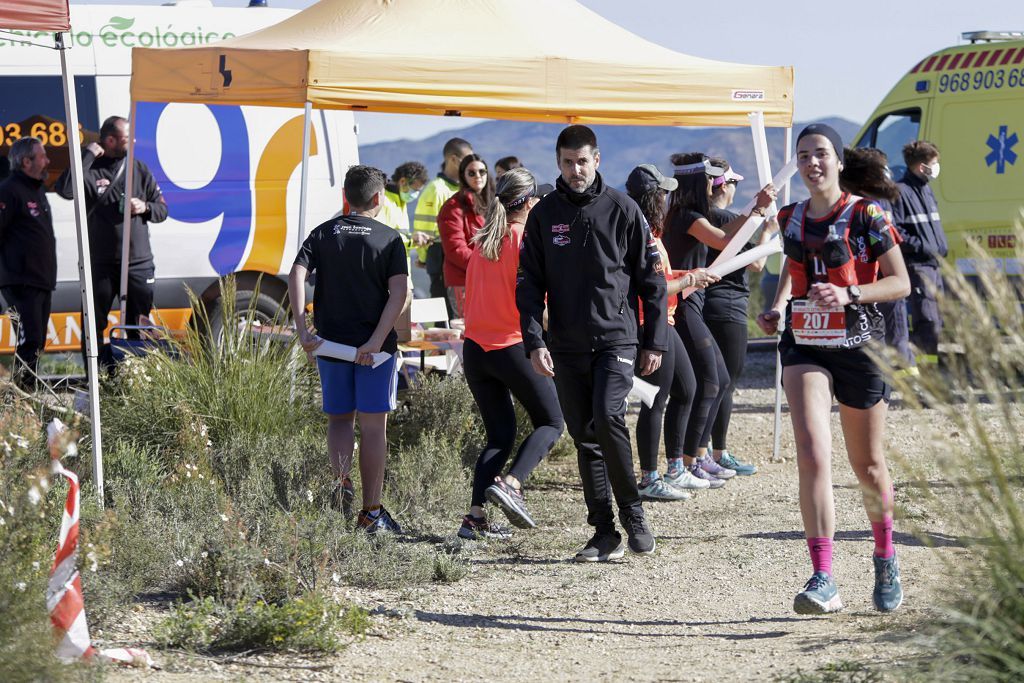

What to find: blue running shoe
left=793, top=571, right=843, bottom=614
left=718, top=451, right=758, bottom=476
left=872, top=554, right=904, bottom=612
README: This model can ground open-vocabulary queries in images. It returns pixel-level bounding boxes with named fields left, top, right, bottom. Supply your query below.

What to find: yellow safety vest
left=378, top=188, right=411, bottom=250
left=411, top=174, right=459, bottom=263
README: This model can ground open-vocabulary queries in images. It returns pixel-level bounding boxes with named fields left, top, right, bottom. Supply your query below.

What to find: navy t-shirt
left=294, top=214, right=408, bottom=354
left=662, top=208, right=708, bottom=312
left=704, top=207, right=752, bottom=324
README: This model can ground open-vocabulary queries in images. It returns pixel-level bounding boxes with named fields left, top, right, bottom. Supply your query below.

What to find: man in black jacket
left=517, top=125, right=667, bottom=562
left=0, top=137, right=55, bottom=389
left=56, top=115, right=167, bottom=368
left=892, top=140, right=947, bottom=363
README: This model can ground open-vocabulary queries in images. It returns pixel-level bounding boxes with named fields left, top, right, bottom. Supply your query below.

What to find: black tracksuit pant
left=463, top=339, right=564, bottom=508
left=635, top=326, right=694, bottom=472
left=2, top=284, right=51, bottom=388
left=87, top=261, right=155, bottom=368
left=551, top=345, right=641, bottom=531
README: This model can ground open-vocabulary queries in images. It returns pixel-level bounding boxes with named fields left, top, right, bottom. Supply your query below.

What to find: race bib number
left=791, top=299, right=847, bottom=347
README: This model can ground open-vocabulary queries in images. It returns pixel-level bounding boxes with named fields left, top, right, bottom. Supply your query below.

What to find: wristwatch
left=847, top=284, right=862, bottom=304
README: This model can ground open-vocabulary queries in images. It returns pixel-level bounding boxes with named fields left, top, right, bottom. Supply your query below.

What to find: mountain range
left=359, top=117, right=862, bottom=206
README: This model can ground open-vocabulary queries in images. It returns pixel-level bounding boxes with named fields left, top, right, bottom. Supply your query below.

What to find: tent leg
left=118, top=100, right=138, bottom=327
left=58, top=33, right=104, bottom=507
left=771, top=126, right=793, bottom=463
left=289, top=101, right=313, bottom=404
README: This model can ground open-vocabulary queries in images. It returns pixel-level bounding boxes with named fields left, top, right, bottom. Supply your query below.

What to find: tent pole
left=297, top=101, right=312, bottom=254
left=772, top=126, right=793, bottom=463
left=118, top=100, right=137, bottom=327
left=57, top=32, right=104, bottom=506
left=290, top=101, right=313, bottom=404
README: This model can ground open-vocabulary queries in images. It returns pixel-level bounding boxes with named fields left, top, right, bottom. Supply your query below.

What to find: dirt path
left=106, top=351, right=971, bottom=682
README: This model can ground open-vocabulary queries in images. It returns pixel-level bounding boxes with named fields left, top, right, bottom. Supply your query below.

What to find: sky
left=72, top=0, right=1023, bottom=143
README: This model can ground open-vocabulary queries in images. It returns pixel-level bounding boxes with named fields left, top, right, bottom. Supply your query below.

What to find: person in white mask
left=892, top=141, right=947, bottom=365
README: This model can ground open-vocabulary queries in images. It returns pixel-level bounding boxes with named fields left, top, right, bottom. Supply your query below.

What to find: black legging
left=706, top=319, right=747, bottom=451
left=635, top=326, right=695, bottom=471
left=463, top=338, right=565, bottom=508
left=675, top=301, right=729, bottom=456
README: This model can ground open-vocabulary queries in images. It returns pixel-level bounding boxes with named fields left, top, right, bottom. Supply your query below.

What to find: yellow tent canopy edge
left=128, top=0, right=793, bottom=128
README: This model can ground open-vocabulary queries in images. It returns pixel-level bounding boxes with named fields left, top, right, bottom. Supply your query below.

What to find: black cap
left=626, top=164, right=678, bottom=195
left=797, top=123, right=845, bottom=162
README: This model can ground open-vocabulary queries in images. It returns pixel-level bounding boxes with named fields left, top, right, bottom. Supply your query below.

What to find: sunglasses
left=465, top=169, right=488, bottom=178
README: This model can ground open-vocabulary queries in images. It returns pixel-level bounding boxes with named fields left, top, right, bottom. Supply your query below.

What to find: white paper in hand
left=629, top=376, right=660, bottom=408
left=312, top=337, right=391, bottom=368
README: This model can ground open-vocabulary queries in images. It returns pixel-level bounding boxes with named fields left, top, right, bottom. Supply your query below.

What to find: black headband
left=798, top=123, right=844, bottom=163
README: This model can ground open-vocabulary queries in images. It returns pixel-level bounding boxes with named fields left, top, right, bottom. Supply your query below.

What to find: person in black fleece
left=0, top=137, right=55, bottom=389
left=517, top=125, right=666, bottom=561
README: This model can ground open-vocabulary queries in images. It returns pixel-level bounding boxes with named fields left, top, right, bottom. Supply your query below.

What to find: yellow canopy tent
left=129, top=0, right=793, bottom=127
left=126, top=0, right=796, bottom=456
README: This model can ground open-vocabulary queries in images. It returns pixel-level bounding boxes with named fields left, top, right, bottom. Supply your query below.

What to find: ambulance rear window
left=856, top=108, right=921, bottom=180
left=0, top=76, right=100, bottom=189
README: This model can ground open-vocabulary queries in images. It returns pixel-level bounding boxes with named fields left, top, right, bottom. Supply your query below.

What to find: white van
left=0, top=1, right=359, bottom=353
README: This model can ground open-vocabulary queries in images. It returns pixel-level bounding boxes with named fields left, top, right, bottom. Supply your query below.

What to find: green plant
left=776, top=660, right=881, bottom=683
left=879, top=217, right=1024, bottom=682
left=155, top=592, right=360, bottom=654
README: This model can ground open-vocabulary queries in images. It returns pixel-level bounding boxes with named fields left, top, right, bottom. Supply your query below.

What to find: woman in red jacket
left=438, top=154, right=494, bottom=318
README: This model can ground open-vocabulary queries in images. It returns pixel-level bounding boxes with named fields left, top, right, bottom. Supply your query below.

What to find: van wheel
left=205, top=289, right=288, bottom=346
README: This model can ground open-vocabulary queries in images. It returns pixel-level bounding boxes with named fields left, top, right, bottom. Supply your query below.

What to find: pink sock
left=807, top=537, right=833, bottom=576
left=871, top=517, right=895, bottom=559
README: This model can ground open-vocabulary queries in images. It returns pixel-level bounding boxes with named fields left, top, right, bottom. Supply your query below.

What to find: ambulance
left=854, top=31, right=1024, bottom=276
left=0, top=1, right=359, bottom=354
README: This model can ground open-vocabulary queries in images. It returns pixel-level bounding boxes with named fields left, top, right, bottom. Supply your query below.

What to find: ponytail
left=472, top=167, right=537, bottom=262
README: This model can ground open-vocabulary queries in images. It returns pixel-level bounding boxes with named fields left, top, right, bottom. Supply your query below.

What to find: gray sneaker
left=689, top=462, right=726, bottom=489
left=872, top=554, right=904, bottom=612
left=718, top=451, right=758, bottom=476
left=793, top=571, right=843, bottom=614
left=639, top=477, right=691, bottom=501
left=699, top=454, right=736, bottom=479
left=574, top=530, right=625, bottom=563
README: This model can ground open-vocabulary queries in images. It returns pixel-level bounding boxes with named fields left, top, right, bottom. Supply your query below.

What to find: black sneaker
left=484, top=477, right=536, bottom=529
left=457, top=514, right=513, bottom=541
left=574, top=530, right=625, bottom=563
left=357, top=506, right=402, bottom=535
left=621, top=510, right=656, bottom=555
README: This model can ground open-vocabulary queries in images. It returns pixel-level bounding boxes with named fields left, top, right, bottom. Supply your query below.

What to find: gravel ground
left=103, top=350, right=986, bottom=682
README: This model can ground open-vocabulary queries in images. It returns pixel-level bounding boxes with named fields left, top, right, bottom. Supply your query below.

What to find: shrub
left=154, top=592, right=364, bottom=654
left=880, top=217, right=1024, bottom=681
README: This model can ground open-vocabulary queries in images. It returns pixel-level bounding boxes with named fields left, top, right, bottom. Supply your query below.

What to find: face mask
left=924, top=162, right=940, bottom=180
left=400, top=189, right=421, bottom=203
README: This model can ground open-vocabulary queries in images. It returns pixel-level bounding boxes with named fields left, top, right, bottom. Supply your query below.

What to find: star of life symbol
left=985, top=125, right=1018, bottom=174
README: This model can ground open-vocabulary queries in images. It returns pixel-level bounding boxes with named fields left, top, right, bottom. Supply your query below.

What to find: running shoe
left=485, top=477, right=536, bottom=529
left=688, top=462, right=726, bottom=489
left=663, top=466, right=711, bottom=490
left=457, top=514, right=513, bottom=541
left=620, top=511, right=656, bottom=555
left=872, top=554, right=904, bottom=612
left=699, top=454, right=736, bottom=480
left=331, top=476, right=356, bottom=518
left=793, top=571, right=843, bottom=614
left=574, top=530, right=625, bottom=563
left=357, top=507, right=402, bottom=535
left=718, top=451, right=758, bottom=476
left=639, top=477, right=691, bottom=501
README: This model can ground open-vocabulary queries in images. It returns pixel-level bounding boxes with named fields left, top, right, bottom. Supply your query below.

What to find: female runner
left=757, top=124, right=910, bottom=614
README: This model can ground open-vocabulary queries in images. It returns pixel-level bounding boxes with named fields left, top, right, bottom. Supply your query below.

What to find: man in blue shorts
left=288, top=165, right=410, bottom=535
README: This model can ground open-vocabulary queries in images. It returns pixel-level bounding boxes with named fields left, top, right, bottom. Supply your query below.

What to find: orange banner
left=0, top=308, right=192, bottom=354
left=0, top=0, right=71, bottom=32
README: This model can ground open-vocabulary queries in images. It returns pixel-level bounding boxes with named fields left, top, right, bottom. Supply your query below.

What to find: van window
left=857, top=108, right=921, bottom=180
left=0, top=76, right=100, bottom=189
